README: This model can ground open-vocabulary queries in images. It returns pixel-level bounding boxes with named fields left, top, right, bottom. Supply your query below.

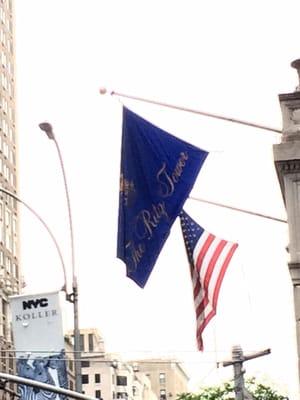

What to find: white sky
left=13, top=0, right=300, bottom=398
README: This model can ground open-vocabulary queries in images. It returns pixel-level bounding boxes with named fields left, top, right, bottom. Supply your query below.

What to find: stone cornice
left=276, top=159, right=300, bottom=173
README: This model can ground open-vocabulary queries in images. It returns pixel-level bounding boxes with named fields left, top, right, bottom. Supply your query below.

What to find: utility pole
left=221, top=345, right=271, bottom=400
left=273, top=59, right=300, bottom=396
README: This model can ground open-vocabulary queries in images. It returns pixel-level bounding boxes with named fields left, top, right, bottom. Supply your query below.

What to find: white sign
left=10, top=291, right=68, bottom=400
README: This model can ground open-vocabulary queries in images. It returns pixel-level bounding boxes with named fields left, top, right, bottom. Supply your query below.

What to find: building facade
left=65, top=334, right=76, bottom=392
left=79, top=329, right=188, bottom=400
left=130, top=359, right=189, bottom=400
left=0, top=0, right=19, bottom=395
left=79, top=329, right=158, bottom=400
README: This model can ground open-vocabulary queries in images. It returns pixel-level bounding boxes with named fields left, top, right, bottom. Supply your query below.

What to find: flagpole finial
left=99, top=87, right=107, bottom=95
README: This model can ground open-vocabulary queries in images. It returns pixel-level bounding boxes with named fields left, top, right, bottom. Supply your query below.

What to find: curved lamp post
left=0, top=187, right=67, bottom=292
left=38, top=122, right=81, bottom=393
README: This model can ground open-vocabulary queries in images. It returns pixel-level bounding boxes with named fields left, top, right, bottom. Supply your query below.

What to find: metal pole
left=189, top=196, right=287, bottom=223
left=0, top=372, right=95, bottom=400
left=103, top=89, right=282, bottom=134
left=38, top=122, right=82, bottom=393
left=0, top=187, right=68, bottom=292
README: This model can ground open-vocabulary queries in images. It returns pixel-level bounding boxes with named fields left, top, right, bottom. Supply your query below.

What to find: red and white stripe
left=191, top=231, right=238, bottom=350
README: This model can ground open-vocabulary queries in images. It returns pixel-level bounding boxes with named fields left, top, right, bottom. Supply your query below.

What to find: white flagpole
left=189, top=196, right=286, bottom=223
left=100, top=88, right=286, bottom=224
left=99, top=88, right=282, bottom=134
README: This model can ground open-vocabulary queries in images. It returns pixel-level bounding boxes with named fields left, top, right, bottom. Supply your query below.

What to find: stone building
left=129, top=359, right=189, bottom=400
left=77, top=329, right=189, bottom=400
left=0, top=0, right=20, bottom=398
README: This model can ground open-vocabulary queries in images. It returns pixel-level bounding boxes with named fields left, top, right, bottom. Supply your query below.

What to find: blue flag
left=117, top=107, right=208, bottom=287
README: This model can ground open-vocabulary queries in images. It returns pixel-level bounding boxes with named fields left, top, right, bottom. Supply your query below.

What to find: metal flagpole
left=189, top=196, right=287, bottom=223
left=99, top=88, right=282, bottom=134
left=100, top=88, right=286, bottom=223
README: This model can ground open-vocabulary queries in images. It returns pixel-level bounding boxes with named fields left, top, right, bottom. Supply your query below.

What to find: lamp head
left=39, top=122, right=55, bottom=140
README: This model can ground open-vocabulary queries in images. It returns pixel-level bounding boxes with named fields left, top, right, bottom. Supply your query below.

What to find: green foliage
left=246, top=378, right=287, bottom=400
left=176, top=378, right=287, bottom=400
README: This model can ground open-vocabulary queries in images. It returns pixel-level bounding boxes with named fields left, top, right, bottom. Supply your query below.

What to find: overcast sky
left=14, top=0, right=300, bottom=398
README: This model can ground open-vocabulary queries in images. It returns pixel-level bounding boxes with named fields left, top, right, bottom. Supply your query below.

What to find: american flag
left=180, top=209, right=238, bottom=351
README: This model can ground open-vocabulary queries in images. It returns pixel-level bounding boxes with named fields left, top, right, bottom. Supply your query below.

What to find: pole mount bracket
left=66, top=292, right=75, bottom=304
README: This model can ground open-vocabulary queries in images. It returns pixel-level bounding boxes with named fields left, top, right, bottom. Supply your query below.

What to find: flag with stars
left=180, top=209, right=238, bottom=351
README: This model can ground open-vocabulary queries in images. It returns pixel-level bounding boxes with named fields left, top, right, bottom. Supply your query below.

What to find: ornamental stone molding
left=289, top=262, right=300, bottom=285
left=279, top=59, right=300, bottom=142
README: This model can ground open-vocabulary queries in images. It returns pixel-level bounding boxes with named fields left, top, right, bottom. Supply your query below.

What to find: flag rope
left=189, top=196, right=286, bottom=223
left=109, top=90, right=282, bottom=134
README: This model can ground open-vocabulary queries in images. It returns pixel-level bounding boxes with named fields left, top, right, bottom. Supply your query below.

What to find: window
left=81, top=361, right=90, bottom=368
left=1, top=351, right=5, bottom=369
left=160, top=390, right=166, bottom=400
left=2, top=299, right=7, bottom=337
left=95, top=390, right=101, bottom=399
left=8, top=353, right=13, bottom=369
left=1, top=97, right=7, bottom=113
left=132, top=386, right=138, bottom=396
left=6, top=256, right=11, bottom=274
left=3, top=141, right=8, bottom=158
left=82, top=374, right=89, bottom=384
left=80, top=334, right=84, bottom=351
left=12, top=262, right=17, bottom=278
left=1, top=51, right=6, bottom=68
left=1, top=72, right=7, bottom=90
left=95, top=373, right=101, bottom=383
left=117, top=376, right=127, bottom=386
left=0, top=29, right=5, bottom=46
left=88, top=333, right=94, bottom=351
left=117, top=393, right=128, bottom=399
left=159, top=373, right=166, bottom=385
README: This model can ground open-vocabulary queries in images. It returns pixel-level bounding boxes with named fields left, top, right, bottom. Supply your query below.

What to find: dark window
left=117, top=393, right=128, bottom=399
left=70, top=381, right=74, bottom=391
left=80, top=334, right=84, bottom=352
left=95, top=373, right=101, bottom=383
left=69, top=359, right=73, bottom=371
left=117, top=376, right=127, bottom=386
left=82, top=374, right=89, bottom=384
left=81, top=361, right=90, bottom=368
left=8, top=353, right=13, bottom=370
left=95, top=390, right=101, bottom=399
left=88, top=333, right=94, bottom=351
left=160, top=389, right=166, bottom=400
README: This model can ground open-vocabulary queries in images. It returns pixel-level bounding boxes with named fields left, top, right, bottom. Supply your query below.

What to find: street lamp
left=38, top=122, right=82, bottom=393
left=0, top=187, right=68, bottom=292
